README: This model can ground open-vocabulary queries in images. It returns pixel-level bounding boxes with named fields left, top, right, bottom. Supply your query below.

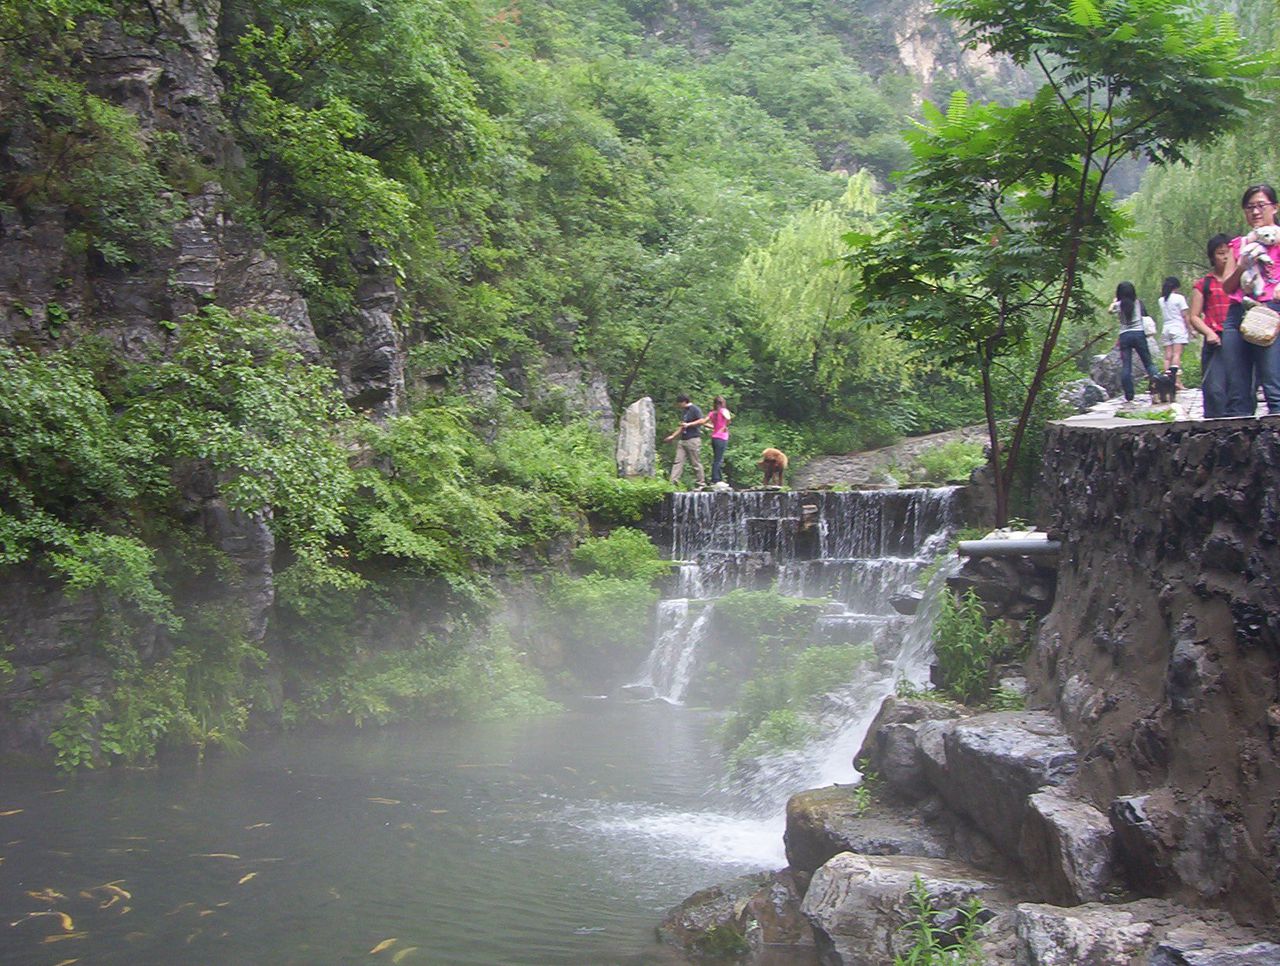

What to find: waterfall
left=594, top=487, right=963, bottom=872
left=630, top=598, right=714, bottom=704
left=632, top=487, right=961, bottom=803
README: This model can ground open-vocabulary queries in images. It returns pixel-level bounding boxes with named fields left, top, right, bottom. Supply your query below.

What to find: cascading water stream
left=601, top=487, right=962, bottom=863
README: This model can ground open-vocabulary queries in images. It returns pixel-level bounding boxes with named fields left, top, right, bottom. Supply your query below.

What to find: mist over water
left=0, top=488, right=959, bottom=964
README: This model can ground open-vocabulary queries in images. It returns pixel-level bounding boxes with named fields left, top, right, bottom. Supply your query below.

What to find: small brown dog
left=757, top=447, right=788, bottom=487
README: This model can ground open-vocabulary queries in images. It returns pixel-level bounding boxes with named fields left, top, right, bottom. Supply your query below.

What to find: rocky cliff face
left=0, top=0, right=613, bottom=759
left=1033, top=417, right=1280, bottom=929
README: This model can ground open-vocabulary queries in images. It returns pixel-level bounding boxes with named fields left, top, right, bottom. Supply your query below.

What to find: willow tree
left=847, top=0, right=1263, bottom=524
left=738, top=172, right=906, bottom=419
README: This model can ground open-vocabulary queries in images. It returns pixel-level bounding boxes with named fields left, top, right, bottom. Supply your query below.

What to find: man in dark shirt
left=663, top=393, right=706, bottom=489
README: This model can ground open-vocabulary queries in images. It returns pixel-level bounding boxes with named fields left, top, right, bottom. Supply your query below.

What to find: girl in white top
left=1158, top=276, right=1190, bottom=388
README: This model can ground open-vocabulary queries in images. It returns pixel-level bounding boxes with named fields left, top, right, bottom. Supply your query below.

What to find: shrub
left=713, top=589, right=824, bottom=660
left=582, top=476, right=671, bottom=525
left=893, top=875, right=988, bottom=965
left=727, top=708, right=815, bottom=767
left=931, top=590, right=1025, bottom=706
left=911, top=440, right=985, bottom=483
left=720, top=642, right=873, bottom=763
left=572, top=527, right=669, bottom=582
left=546, top=573, right=659, bottom=658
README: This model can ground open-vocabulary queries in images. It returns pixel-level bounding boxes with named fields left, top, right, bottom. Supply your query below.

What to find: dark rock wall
left=1031, top=417, right=1280, bottom=929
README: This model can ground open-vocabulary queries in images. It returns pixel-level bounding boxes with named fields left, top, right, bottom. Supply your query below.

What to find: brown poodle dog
left=757, top=447, right=788, bottom=487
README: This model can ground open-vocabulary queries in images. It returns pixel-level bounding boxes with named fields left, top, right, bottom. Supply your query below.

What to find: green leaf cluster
left=849, top=0, right=1260, bottom=522
left=571, top=527, right=670, bottom=583
left=931, top=590, right=1025, bottom=705
left=893, top=875, right=988, bottom=965
left=721, top=642, right=873, bottom=765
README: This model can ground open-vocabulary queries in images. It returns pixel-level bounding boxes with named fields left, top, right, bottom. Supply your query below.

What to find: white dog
left=1239, top=224, right=1280, bottom=301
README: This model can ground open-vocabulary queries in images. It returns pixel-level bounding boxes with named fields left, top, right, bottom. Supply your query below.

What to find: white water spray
left=603, top=489, right=963, bottom=863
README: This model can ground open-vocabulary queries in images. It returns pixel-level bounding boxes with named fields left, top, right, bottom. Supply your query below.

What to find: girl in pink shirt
left=706, top=395, right=733, bottom=484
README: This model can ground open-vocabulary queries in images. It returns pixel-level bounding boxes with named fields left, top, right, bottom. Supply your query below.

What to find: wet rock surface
left=1034, top=418, right=1280, bottom=928
left=800, top=852, right=1013, bottom=966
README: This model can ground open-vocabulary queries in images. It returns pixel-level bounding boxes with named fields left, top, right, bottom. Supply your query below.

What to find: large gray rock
left=659, top=870, right=815, bottom=960
left=1059, top=377, right=1110, bottom=413
left=937, top=711, right=1079, bottom=857
left=615, top=396, right=657, bottom=477
left=784, top=786, right=950, bottom=875
left=856, top=696, right=963, bottom=800
left=1019, top=788, right=1115, bottom=905
left=1149, top=924, right=1280, bottom=965
left=1015, top=902, right=1154, bottom=965
left=800, top=853, right=1010, bottom=966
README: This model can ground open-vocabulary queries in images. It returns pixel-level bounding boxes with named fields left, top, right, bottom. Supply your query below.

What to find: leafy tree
left=848, top=0, right=1262, bottom=523
left=1100, top=0, right=1280, bottom=306
left=738, top=172, right=908, bottom=420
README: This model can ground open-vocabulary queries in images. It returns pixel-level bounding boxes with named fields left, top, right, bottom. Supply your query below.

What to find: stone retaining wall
left=1031, top=416, right=1280, bottom=929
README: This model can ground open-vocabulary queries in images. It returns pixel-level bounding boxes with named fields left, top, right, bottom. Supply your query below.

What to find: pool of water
left=0, top=700, right=791, bottom=965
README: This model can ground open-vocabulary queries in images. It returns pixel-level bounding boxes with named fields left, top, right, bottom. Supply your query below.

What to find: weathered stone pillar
left=615, top=396, right=656, bottom=477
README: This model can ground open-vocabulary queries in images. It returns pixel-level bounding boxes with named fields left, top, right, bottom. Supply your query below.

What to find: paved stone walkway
left=1064, top=386, right=1205, bottom=425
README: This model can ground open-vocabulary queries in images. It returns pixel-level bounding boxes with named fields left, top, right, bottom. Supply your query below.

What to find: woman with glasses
left=1221, top=184, right=1280, bottom=416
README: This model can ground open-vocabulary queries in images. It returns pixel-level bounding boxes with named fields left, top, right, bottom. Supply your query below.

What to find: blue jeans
left=1200, top=339, right=1228, bottom=418
left=1118, top=330, right=1158, bottom=401
left=1221, top=301, right=1280, bottom=416
left=710, top=437, right=727, bottom=484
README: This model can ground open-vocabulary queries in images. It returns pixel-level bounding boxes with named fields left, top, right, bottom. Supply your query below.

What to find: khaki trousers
left=670, top=437, right=705, bottom=486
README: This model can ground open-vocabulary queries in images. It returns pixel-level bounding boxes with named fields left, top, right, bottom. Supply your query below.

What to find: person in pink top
left=705, top=395, right=733, bottom=485
left=1221, top=184, right=1280, bottom=415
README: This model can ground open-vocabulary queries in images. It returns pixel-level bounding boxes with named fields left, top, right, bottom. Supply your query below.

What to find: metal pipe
left=957, top=538, right=1061, bottom=557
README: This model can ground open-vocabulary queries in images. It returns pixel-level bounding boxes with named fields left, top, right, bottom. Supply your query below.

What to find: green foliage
left=546, top=573, right=659, bottom=660
left=988, top=685, right=1026, bottom=712
left=910, top=441, right=986, bottom=484
left=48, top=694, right=103, bottom=771
left=736, top=173, right=907, bottom=417
left=895, top=677, right=935, bottom=700
left=694, top=922, right=751, bottom=960
left=932, top=590, right=1024, bottom=706
left=852, top=768, right=879, bottom=815
left=1115, top=408, right=1176, bottom=422
left=572, top=527, right=669, bottom=582
left=850, top=0, right=1261, bottom=522
left=1, top=71, right=183, bottom=266
left=47, top=621, right=264, bottom=771
left=727, top=708, right=815, bottom=766
left=893, top=875, right=988, bottom=965
left=713, top=589, right=823, bottom=656
left=721, top=643, right=873, bottom=763
left=581, top=476, right=671, bottom=525
left=298, top=627, right=559, bottom=728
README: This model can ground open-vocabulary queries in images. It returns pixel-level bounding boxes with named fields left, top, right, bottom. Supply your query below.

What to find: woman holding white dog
left=1221, top=183, right=1280, bottom=416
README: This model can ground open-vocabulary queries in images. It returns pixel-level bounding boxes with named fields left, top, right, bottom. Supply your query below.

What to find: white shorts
left=1161, top=324, right=1189, bottom=346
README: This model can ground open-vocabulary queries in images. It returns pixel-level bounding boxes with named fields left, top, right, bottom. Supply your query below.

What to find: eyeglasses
left=1244, top=201, right=1276, bottom=212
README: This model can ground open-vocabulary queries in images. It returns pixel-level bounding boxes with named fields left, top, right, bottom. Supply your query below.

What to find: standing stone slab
left=615, top=396, right=656, bottom=478
left=800, top=853, right=1009, bottom=966
left=1020, top=788, right=1115, bottom=905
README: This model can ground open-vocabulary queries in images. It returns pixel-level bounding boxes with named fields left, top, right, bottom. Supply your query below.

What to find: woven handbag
left=1241, top=304, right=1280, bottom=347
